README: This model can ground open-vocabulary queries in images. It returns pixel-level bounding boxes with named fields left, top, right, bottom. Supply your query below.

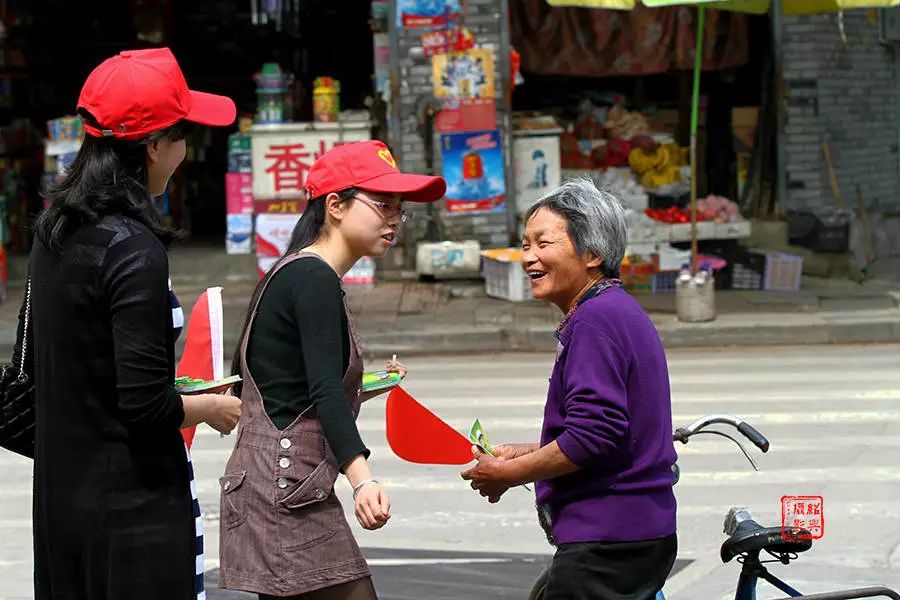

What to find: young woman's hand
left=201, top=394, right=242, bottom=434
left=354, top=482, right=391, bottom=530
left=386, top=357, right=407, bottom=380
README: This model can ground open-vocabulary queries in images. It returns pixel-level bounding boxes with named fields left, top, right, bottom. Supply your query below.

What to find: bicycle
left=721, top=505, right=899, bottom=600
left=527, top=414, right=900, bottom=600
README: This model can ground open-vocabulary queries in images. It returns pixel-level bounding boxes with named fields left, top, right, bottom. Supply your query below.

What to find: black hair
left=230, top=187, right=358, bottom=393
left=33, top=109, right=193, bottom=253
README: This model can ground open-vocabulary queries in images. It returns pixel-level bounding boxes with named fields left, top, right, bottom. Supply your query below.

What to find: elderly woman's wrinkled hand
left=460, top=446, right=514, bottom=504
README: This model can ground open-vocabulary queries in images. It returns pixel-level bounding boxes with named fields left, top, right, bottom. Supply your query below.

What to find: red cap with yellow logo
left=304, top=140, right=446, bottom=203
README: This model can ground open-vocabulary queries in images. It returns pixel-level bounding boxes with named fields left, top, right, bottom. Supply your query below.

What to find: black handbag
left=0, top=279, right=35, bottom=458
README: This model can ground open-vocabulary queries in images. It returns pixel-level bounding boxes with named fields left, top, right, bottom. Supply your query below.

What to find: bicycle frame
left=732, top=551, right=900, bottom=600
left=734, top=551, right=804, bottom=599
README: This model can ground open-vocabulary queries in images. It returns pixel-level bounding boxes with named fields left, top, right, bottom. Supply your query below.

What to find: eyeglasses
left=353, top=195, right=413, bottom=223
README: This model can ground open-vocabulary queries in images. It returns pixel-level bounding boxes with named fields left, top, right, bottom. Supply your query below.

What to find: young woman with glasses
left=219, top=141, right=445, bottom=600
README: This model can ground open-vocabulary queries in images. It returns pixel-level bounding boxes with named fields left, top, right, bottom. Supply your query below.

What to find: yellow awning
left=547, top=0, right=900, bottom=14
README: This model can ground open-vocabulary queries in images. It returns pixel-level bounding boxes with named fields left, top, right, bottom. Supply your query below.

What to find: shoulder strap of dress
left=238, top=251, right=322, bottom=361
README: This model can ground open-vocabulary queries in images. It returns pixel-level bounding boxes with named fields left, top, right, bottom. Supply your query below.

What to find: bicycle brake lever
left=732, top=436, right=760, bottom=472
left=690, top=430, right=760, bottom=471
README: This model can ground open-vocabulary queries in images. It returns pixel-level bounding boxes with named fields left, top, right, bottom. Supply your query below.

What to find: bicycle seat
left=720, top=518, right=813, bottom=563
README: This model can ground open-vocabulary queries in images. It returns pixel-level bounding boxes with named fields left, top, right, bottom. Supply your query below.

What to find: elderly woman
left=461, top=178, right=677, bottom=600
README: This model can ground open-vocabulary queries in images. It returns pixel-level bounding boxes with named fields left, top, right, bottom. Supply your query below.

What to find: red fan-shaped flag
left=177, top=287, right=225, bottom=448
left=385, top=387, right=473, bottom=465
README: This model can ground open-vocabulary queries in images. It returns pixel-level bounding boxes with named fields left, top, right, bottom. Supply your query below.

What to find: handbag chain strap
left=17, top=279, right=31, bottom=383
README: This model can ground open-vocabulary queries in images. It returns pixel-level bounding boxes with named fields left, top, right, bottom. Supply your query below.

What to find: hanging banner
left=432, top=48, right=495, bottom=99
left=398, top=0, right=462, bottom=27
left=440, top=130, right=506, bottom=215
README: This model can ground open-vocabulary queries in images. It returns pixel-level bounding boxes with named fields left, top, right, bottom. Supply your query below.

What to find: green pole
left=690, top=5, right=706, bottom=274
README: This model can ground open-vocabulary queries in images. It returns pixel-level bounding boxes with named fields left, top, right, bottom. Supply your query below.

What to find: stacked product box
left=225, top=133, right=253, bottom=254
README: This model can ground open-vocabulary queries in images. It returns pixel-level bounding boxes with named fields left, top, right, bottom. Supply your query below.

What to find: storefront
left=381, top=0, right=773, bottom=291
left=504, top=1, right=772, bottom=292
left=0, top=0, right=379, bottom=268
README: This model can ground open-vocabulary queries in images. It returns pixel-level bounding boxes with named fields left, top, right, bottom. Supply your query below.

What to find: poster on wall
left=373, top=33, right=391, bottom=97
left=432, top=48, right=495, bottom=99
left=255, top=213, right=300, bottom=278
left=397, top=0, right=461, bottom=28
left=435, top=98, right=496, bottom=132
left=440, top=130, right=506, bottom=215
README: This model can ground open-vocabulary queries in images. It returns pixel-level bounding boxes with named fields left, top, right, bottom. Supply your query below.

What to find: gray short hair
left=525, top=177, right=627, bottom=277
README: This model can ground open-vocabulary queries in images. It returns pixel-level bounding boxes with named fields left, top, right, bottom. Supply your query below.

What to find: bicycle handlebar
left=673, top=414, right=770, bottom=453
left=737, top=422, right=770, bottom=452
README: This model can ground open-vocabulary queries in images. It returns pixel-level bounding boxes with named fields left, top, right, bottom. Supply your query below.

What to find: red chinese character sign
left=781, top=495, right=824, bottom=541
left=264, top=143, right=314, bottom=194
left=250, top=124, right=370, bottom=200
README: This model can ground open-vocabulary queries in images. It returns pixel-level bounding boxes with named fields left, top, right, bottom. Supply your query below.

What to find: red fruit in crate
left=631, top=134, right=658, bottom=152
left=604, top=138, right=632, bottom=167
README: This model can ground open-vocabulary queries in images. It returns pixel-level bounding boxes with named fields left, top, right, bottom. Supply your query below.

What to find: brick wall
left=386, top=0, right=512, bottom=271
left=783, top=11, right=900, bottom=214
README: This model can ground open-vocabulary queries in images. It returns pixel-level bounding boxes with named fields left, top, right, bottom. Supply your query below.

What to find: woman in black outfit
left=13, top=48, right=242, bottom=600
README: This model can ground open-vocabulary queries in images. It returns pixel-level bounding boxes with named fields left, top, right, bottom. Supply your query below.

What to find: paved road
left=1, top=344, right=899, bottom=599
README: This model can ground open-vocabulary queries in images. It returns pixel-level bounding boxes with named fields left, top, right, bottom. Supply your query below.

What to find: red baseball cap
left=305, top=140, right=446, bottom=203
left=77, top=47, right=236, bottom=140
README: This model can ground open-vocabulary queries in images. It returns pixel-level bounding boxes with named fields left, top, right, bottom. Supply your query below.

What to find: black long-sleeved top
left=247, top=257, right=368, bottom=468
left=22, top=215, right=194, bottom=599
